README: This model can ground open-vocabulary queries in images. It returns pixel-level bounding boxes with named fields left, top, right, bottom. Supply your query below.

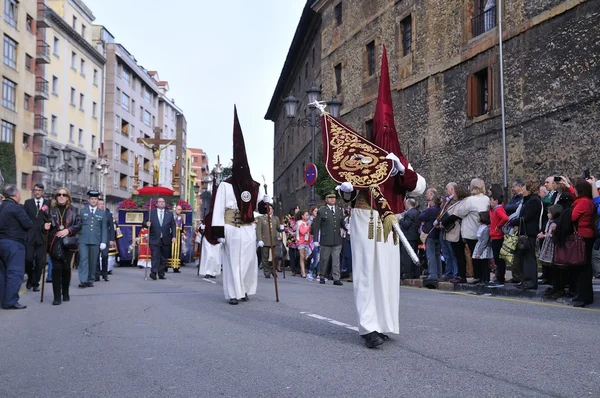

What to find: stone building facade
left=265, top=0, right=322, bottom=214
left=307, top=0, right=600, bottom=192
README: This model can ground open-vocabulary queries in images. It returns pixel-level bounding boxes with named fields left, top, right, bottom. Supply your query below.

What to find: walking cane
left=262, top=177, right=279, bottom=302
left=278, top=201, right=285, bottom=279
left=40, top=228, right=49, bottom=303
left=144, top=203, right=152, bottom=281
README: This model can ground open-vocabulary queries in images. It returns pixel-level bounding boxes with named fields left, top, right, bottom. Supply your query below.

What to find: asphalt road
left=2, top=265, right=600, bottom=398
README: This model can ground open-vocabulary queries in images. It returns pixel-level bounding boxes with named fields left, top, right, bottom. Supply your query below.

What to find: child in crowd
left=472, top=211, right=494, bottom=284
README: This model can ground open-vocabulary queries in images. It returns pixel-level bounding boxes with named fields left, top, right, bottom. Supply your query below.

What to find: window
left=80, top=59, right=85, bottom=75
left=143, top=110, right=151, bottom=126
left=52, top=76, right=58, bottom=94
left=121, top=119, right=129, bottom=136
left=78, top=129, right=83, bottom=145
left=25, top=54, right=33, bottom=72
left=334, top=63, right=342, bottom=95
left=51, top=115, right=57, bottom=135
left=3, top=35, right=17, bottom=69
left=26, top=14, right=33, bottom=33
left=24, top=93, right=31, bottom=111
left=81, top=24, right=86, bottom=38
left=53, top=37, right=60, bottom=56
left=467, top=67, right=493, bottom=117
left=69, top=124, right=74, bottom=142
left=2, top=78, right=16, bottom=110
left=123, top=69, right=130, bottom=84
left=4, top=0, right=17, bottom=28
left=143, top=86, right=151, bottom=102
left=21, top=173, right=29, bottom=190
left=472, top=0, right=497, bottom=37
left=79, top=93, right=84, bottom=110
left=365, top=119, right=373, bottom=141
left=91, top=135, right=96, bottom=151
left=92, top=101, right=97, bottom=117
left=72, top=15, right=77, bottom=29
left=22, top=133, right=30, bottom=150
left=1, top=120, right=15, bottom=143
left=93, top=69, right=98, bottom=85
left=121, top=92, right=130, bottom=111
left=401, top=16, right=412, bottom=56
left=131, top=99, right=136, bottom=115
left=335, top=2, right=342, bottom=26
left=71, top=51, right=76, bottom=69
left=70, top=88, right=75, bottom=105
left=366, top=41, right=376, bottom=76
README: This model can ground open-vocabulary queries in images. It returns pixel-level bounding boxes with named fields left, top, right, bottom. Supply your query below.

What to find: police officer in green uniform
left=311, top=191, right=347, bottom=285
left=78, top=190, right=108, bottom=288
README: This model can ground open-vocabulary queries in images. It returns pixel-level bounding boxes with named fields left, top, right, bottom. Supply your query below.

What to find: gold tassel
left=382, top=214, right=399, bottom=245
left=368, top=208, right=374, bottom=240
left=376, top=216, right=382, bottom=242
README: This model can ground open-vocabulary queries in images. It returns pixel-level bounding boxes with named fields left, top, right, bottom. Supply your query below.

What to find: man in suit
left=399, top=198, right=421, bottom=279
left=311, top=192, right=347, bottom=285
left=23, top=183, right=50, bottom=291
left=96, top=198, right=114, bottom=282
left=78, top=190, right=108, bottom=288
left=256, top=202, right=282, bottom=278
left=143, top=197, right=176, bottom=280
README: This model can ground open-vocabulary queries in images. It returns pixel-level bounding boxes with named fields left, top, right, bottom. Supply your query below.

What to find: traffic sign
left=304, top=163, right=318, bottom=186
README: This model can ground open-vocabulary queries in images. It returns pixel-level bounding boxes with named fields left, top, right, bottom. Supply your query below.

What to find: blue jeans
left=47, top=257, right=53, bottom=281
left=0, top=239, right=26, bottom=308
left=309, top=246, right=320, bottom=275
left=440, top=239, right=457, bottom=278
left=426, top=238, right=442, bottom=279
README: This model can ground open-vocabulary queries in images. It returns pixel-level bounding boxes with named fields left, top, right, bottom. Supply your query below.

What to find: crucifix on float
left=137, top=127, right=175, bottom=186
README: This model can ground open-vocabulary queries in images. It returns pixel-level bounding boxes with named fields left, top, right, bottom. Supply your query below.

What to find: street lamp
left=47, top=147, right=86, bottom=189
left=327, top=96, right=342, bottom=118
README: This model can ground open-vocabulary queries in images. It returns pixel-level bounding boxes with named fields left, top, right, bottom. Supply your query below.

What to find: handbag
left=49, top=236, right=64, bottom=260
left=63, top=235, right=78, bottom=250
left=553, top=227, right=586, bottom=266
left=500, top=232, right=518, bottom=263
left=517, top=218, right=531, bottom=251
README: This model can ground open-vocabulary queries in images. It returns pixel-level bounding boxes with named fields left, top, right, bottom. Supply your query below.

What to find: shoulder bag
left=553, top=225, right=586, bottom=266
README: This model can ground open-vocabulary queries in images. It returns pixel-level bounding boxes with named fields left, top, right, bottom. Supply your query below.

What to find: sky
left=84, top=0, right=307, bottom=194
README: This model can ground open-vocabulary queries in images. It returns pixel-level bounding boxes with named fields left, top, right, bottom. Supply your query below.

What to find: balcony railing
left=34, top=115, right=48, bottom=133
left=35, top=77, right=49, bottom=97
left=36, top=40, right=50, bottom=62
left=36, top=4, right=51, bottom=27
left=472, top=6, right=496, bottom=37
left=33, top=153, right=47, bottom=167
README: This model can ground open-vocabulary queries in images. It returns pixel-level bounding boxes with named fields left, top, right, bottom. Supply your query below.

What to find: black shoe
left=204, top=274, right=211, bottom=279
left=95, top=276, right=100, bottom=282
left=363, top=332, right=384, bottom=348
left=103, top=277, right=109, bottom=282
left=377, top=332, right=390, bottom=341
left=86, top=282, right=94, bottom=287
left=264, top=274, right=271, bottom=278
left=320, top=277, right=326, bottom=284
left=149, top=273, right=157, bottom=280
left=229, top=298, right=238, bottom=305
left=210, top=275, right=217, bottom=279
left=52, top=299, right=61, bottom=306
left=572, top=300, right=593, bottom=308
left=46, top=279, right=52, bottom=283
left=158, top=275, right=167, bottom=280
left=108, top=271, right=113, bottom=275
left=78, top=283, right=87, bottom=288
left=26, top=281, right=32, bottom=290
left=62, top=295, right=70, bottom=302
left=173, top=269, right=181, bottom=273
left=333, top=280, right=343, bottom=286
left=240, top=293, right=249, bottom=302
left=32, top=286, right=40, bottom=292
left=4, top=303, right=27, bottom=310
left=542, top=288, right=559, bottom=298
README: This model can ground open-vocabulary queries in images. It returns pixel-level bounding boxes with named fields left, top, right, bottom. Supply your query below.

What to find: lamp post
left=283, top=83, right=342, bottom=206
left=47, top=147, right=86, bottom=191
left=193, top=182, right=200, bottom=226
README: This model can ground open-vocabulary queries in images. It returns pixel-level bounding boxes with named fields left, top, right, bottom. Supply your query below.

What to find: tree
left=314, top=148, right=337, bottom=200
left=221, top=166, right=232, bottom=180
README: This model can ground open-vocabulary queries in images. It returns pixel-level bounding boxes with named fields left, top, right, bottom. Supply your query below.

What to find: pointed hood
left=371, top=45, right=417, bottom=213
left=225, top=105, right=260, bottom=223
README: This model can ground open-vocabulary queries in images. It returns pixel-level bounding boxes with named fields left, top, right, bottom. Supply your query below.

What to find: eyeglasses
left=56, top=193, right=68, bottom=197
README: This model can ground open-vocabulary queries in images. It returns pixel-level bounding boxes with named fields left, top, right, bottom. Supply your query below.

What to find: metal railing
left=472, top=6, right=496, bottom=37
left=36, top=40, right=50, bottom=58
left=33, top=153, right=47, bottom=167
left=35, top=77, right=49, bottom=95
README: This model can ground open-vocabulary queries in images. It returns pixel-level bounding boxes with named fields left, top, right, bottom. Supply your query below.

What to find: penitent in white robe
left=198, top=237, right=222, bottom=277
left=350, top=173, right=426, bottom=335
left=211, top=182, right=259, bottom=300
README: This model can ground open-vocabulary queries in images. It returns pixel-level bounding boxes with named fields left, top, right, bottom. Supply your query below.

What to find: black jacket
left=143, top=209, right=176, bottom=245
left=509, top=194, right=543, bottom=236
left=24, top=198, right=51, bottom=245
left=48, top=205, right=82, bottom=248
left=0, top=198, right=33, bottom=244
left=105, top=209, right=115, bottom=241
left=505, top=194, right=523, bottom=216
left=400, top=207, right=421, bottom=242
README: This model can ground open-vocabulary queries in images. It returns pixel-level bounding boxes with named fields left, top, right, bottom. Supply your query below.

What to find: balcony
left=471, top=6, right=496, bottom=38
left=37, top=4, right=51, bottom=28
left=34, top=115, right=48, bottom=135
left=35, top=77, right=49, bottom=100
left=36, top=40, right=51, bottom=64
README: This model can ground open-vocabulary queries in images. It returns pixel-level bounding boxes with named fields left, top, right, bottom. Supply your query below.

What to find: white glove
left=100, top=243, right=107, bottom=250
left=338, top=182, right=353, bottom=193
left=263, top=195, right=272, bottom=204
left=217, top=238, right=225, bottom=244
left=200, top=223, right=205, bottom=230
left=279, top=224, right=285, bottom=231
left=257, top=241, right=264, bottom=248
left=314, top=242, right=320, bottom=247
left=433, top=220, right=439, bottom=227
left=386, top=153, right=405, bottom=174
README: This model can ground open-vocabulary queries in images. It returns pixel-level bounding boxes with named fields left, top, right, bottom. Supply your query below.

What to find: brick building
left=271, top=0, right=600, bottom=199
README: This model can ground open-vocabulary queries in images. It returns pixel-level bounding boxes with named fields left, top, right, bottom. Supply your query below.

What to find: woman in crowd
left=295, top=210, right=311, bottom=278
left=420, top=188, right=442, bottom=281
left=307, top=206, right=320, bottom=280
left=437, top=183, right=459, bottom=280
left=444, top=185, right=471, bottom=284
left=284, top=207, right=299, bottom=276
left=45, top=187, right=81, bottom=306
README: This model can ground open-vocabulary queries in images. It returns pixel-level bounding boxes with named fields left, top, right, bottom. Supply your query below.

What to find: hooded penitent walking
left=211, top=106, right=268, bottom=305
left=199, top=175, right=223, bottom=279
left=322, top=46, right=426, bottom=348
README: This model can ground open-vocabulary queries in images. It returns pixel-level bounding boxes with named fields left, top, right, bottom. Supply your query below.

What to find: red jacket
left=571, top=197, right=596, bottom=238
left=490, top=205, right=509, bottom=240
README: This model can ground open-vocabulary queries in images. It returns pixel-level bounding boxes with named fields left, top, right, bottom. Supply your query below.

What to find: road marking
left=300, top=311, right=359, bottom=332
left=403, top=286, right=600, bottom=313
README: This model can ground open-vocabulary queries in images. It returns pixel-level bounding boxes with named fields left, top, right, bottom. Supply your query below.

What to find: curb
left=402, top=279, right=552, bottom=299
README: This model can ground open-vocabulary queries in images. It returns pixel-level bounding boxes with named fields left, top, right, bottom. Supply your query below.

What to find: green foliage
left=314, top=148, right=337, bottom=200
left=0, top=142, right=16, bottom=187
left=221, top=166, right=233, bottom=180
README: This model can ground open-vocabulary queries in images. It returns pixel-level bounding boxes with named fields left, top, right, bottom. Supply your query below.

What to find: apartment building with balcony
left=34, top=0, right=105, bottom=203
left=92, top=26, right=163, bottom=209
left=1, top=0, right=39, bottom=200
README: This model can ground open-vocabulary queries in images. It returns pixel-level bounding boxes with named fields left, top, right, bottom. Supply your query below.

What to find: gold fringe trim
left=376, top=217, right=382, bottom=242
left=382, top=214, right=399, bottom=245
left=368, top=208, right=374, bottom=240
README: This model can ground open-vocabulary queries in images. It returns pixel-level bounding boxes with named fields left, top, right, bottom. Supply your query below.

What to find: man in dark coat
left=96, top=198, right=115, bottom=282
left=143, top=197, right=176, bottom=280
left=23, top=183, right=50, bottom=291
left=0, top=185, right=33, bottom=309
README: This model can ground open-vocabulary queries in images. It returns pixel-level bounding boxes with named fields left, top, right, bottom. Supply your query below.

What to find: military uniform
left=311, top=193, right=346, bottom=284
left=78, top=191, right=108, bottom=287
left=256, top=211, right=281, bottom=278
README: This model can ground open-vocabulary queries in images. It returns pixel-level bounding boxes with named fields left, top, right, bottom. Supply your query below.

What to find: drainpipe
left=498, top=0, right=508, bottom=192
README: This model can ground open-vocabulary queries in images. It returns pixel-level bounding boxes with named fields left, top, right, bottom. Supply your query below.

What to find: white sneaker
left=306, top=273, right=314, bottom=281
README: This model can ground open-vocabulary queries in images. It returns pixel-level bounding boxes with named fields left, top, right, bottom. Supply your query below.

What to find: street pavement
left=2, top=265, right=600, bottom=398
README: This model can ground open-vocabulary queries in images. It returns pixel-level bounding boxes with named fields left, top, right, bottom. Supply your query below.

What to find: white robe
left=212, top=182, right=259, bottom=300
left=198, top=237, right=222, bottom=277
left=350, top=173, right=426, bottom=335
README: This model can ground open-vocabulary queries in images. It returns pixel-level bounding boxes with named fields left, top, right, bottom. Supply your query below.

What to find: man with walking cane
left=24, top=183, right=50, bottom=292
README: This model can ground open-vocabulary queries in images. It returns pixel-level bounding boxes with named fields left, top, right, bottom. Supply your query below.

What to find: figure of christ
left=139, top=139, right=175, bottom=186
